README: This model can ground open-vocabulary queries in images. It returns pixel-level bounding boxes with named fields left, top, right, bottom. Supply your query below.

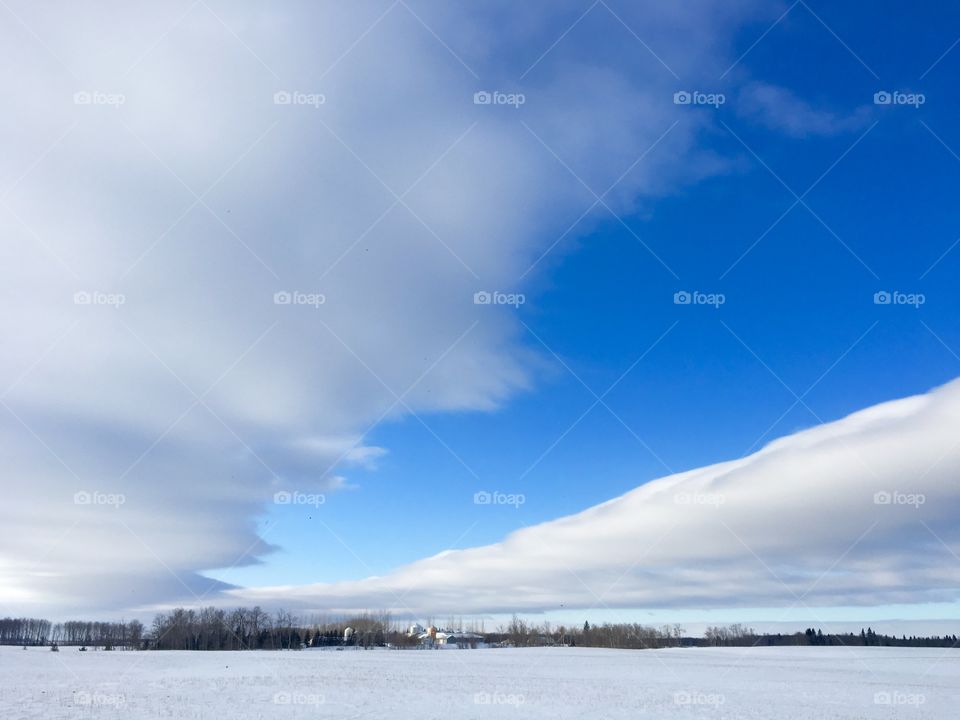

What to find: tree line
left=147, top=608, right=401, bottom=650
left=3, top=612, right=957, bottom=651
left=797, top=626, right=960, bottom=648
left=489, top=616, right=690, bottom=649
left=493, top=619, right=960, bottom=649
left=0, top=617, right=144, bottom=648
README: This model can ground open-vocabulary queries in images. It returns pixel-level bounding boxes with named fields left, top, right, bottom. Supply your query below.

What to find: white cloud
left=233, top=379, right=960, bottom=615
left=292, top=436, right=386, bottom=470
left=0, top=0, right=766, bottom=613
left=737, top=81, right=873, bottom=137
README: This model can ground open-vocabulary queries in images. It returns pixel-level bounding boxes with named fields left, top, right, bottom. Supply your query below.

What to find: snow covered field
left=2, top=645, right=958, bottom=718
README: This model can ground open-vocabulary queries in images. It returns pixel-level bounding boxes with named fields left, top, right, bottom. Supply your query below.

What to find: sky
left=2, top=0, right=960, bottom=632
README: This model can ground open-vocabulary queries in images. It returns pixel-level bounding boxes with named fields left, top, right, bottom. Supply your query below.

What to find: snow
left=2, top=645, right=958, bottom=718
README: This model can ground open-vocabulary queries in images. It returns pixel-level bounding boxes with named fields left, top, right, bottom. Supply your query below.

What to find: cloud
left=233, top=379, right=960, bottom=615
left=737, top=81, right=872, bottom=137
left=0, top=0, right=768, bottom=614
left=293, top=436, right=387, bottom=470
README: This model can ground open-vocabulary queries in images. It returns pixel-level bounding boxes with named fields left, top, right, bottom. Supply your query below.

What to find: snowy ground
left=2, top=645, right=958, bottom=718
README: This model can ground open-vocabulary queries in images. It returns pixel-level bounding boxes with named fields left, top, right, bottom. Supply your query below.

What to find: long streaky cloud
left=234, top=379, right=960, bottom=615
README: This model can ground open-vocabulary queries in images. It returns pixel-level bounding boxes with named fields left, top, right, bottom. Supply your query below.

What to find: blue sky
left=4, top=0, right=960, bottom=626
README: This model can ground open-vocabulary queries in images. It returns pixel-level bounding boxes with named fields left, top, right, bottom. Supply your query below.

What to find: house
left=436, top=631, right=483, bottom=647
left=407, top=623, right=425, bottom=637
left=416, top=626, right=485, bottom=649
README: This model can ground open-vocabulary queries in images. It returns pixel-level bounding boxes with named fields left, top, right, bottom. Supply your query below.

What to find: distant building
left=416, top=626, right=485, bottom=648
left=407, top=623, right=425, bottom=637
left=435, top=631, right=483, bottom=646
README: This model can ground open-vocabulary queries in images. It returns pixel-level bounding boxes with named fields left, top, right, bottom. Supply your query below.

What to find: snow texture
left=2, top=645, right=958, bottom=718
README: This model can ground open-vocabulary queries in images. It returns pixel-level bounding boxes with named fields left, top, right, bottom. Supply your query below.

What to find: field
left=2, top=645, right=958, bottom=718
